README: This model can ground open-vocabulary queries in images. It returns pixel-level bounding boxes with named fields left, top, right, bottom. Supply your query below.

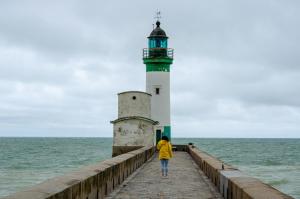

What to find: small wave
left=269, top=179, right=289, bottom=186
left=263, top=159, right=283, bottom=166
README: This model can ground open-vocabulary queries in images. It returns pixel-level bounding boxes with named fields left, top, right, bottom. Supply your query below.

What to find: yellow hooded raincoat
left=157, top=140, right=173, bottom=160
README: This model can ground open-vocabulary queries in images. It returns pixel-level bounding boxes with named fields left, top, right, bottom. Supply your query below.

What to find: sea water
left=174, top=138, right=300, bottom=198
left=0, top=138, right=299, bottom=198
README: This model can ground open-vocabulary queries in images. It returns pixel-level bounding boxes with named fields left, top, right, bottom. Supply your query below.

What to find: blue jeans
left=160, top=159, right=169, bottom=176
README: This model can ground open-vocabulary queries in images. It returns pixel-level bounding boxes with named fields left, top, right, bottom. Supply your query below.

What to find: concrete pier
left=107, top=151, right=222, bottom=199
left=1, top=145, right=294, bottom=199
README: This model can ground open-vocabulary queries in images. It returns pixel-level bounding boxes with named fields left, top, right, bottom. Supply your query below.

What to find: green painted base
left=155, top=126, right=171, bottom=144
left=163, top=126, right=171, bottom=141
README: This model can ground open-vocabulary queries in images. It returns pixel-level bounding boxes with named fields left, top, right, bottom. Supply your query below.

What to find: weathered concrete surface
left=112, top=146, right=142, bottom=157
left=1, top=146, right=155, bottom=199
left=187, top=145, right=294, bottom=199
left=112, top=119, right=156, bottom=148
left=117, top=91, right=151, bottom=119
left=107, top=152, right=222, bottom=199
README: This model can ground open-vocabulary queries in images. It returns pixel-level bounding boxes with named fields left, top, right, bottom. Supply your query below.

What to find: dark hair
left=161, top=136, right=169, bottom=142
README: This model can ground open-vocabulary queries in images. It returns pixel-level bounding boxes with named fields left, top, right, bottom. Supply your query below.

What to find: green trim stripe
left=146, top=64, right=170, bottom=72
left=143, top=57, right=173, bottom=72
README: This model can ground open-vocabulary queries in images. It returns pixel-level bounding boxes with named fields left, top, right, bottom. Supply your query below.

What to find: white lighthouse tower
left=143, top=20, right=174, bottom=143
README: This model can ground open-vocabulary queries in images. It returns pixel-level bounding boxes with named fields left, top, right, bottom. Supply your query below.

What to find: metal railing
left=143, top=48, right=174, bottom=59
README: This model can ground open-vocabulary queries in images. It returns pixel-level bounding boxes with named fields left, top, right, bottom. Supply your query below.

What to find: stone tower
left=111, top=91, right=158, bottom=157
left=143, top=21, right=174, bottom=142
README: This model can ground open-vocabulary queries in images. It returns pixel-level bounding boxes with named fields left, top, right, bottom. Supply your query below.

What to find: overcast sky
left=0, top=0, right=299, bottom=138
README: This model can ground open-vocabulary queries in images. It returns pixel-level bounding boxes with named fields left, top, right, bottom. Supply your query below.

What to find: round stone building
left=111, top=91, right=158, bottom=157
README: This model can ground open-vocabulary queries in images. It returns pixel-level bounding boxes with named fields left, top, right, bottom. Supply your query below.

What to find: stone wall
left=112, top=145, right=142, bottom=157
left=172, top=144, right=188, bottom=152
left=187, top=145, right=294, bottom=199
left=112, top=119, right=155, bottom=148
left=1, top=146, right=155, bottom=199
left=118, top=91, right=151, bottom=118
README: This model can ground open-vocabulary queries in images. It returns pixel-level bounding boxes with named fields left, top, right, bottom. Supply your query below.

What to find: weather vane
left=155, top=10, right=161, bottom=21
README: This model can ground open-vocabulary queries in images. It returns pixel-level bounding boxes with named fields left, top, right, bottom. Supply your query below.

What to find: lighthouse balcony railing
left=143, top=48, right=174, bottom=59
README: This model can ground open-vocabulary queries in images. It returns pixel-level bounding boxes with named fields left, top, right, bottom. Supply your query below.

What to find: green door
left=156, top=130, right=162, bottom=145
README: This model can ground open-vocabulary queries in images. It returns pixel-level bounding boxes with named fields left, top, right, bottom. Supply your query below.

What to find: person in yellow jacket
left=157, top=135, right=173, bottom=177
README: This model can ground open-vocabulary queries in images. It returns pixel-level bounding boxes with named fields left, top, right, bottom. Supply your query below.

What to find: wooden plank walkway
left=107, top=152, right=223, bottom=199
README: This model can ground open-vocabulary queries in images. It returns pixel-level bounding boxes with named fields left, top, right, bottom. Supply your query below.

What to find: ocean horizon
left=0, top=137, right=299, bottom=198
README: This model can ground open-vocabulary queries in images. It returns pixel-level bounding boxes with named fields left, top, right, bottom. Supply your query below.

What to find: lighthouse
left=143, top=20, right=173, bottom=143
left=111, top=19, right=173, bottom=156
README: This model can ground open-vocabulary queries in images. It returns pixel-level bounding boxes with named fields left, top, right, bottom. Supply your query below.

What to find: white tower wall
left=146, top=72, right=170, bottom=129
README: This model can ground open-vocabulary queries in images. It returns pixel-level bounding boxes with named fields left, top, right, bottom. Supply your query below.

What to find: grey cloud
left=0, top=0, right=299, bottom=137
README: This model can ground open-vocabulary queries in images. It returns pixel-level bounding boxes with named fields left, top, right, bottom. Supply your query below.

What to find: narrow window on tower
left=155, top=88, right=160, bottom=95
